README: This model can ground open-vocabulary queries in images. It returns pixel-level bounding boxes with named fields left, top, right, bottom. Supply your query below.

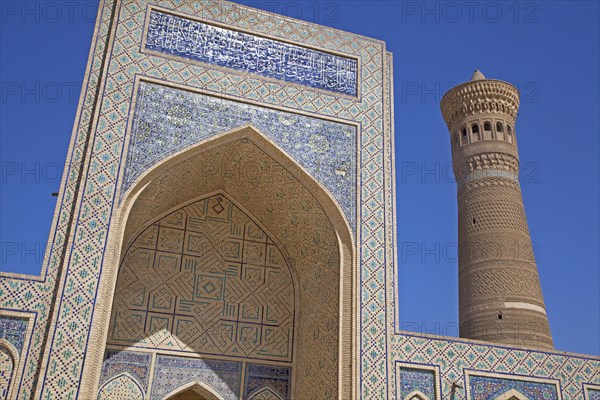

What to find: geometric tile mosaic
left=244, top=363, right=291, bottom=400
left=397, top=366, right=437, bottom=400
left=108, top=194, right=294, bottom=362
left=150, top=355, right=241, bottom=400
left=0, top=316, right=27, bottom=354
left=123, top=81, right=357, bottom=230
left=97, top=374, right=144, bottom=400
left=391, top=333, right=600, bottom=400
left=145, top=8, right=358, bottom=96
left=99, top=350, right=152, bottom=392
left=588, top=389, right=600, bottom=400
left=0, top=346, right=15, bottom=399
left=97, top=373, right=144, bottom=400
left=468, top=374, right=558, bottom=400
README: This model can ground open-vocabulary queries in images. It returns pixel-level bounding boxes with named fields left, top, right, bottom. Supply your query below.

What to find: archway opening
left=169, top=389, right=207, bottom=400
left=91, top=127, right=354, bottom=399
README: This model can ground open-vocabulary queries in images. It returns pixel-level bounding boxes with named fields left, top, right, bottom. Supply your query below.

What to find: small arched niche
left=494, top=388, right=530, bottom=400
left=96, top=373, right=144, bottom=400
left=0, top=344, right=16, bottom=399
left=404, top=389, right=431, bottom=400
left=164, top=381, right=224, bottom=400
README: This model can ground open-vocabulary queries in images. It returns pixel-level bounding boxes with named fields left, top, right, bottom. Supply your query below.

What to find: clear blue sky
left=1, top=1, right=598, bottom=356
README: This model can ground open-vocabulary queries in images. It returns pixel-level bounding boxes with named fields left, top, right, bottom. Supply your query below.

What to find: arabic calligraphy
left=145, top=10, right=358, bottom=96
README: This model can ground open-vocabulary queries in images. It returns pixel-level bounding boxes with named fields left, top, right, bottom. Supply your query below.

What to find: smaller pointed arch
left=96, top=372, right=144, bottom=400
left=163, top=381, right=225, bottom=400
left=247, top=386, right=286, bottom=400
left=404, top=389, right=431, bottom=400
left=494, top=388, right=530, bottom=400
left=0, top=339, right=20, bottom=400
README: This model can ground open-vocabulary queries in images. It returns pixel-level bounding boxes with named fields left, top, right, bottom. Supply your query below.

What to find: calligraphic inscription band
left=145, top=10, right=358, bottom=96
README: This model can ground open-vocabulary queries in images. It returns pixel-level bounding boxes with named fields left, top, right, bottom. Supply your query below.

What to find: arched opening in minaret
left=471, top=123, right=481, bottom=142
left=88, top=126, right=354, bottom=400
left=483, top=121, right=493, bottom=140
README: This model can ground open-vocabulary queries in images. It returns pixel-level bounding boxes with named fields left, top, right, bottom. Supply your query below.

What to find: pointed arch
left=83, top=124, right=355, bottom=399
left=163, top=381, right=225, bottom=400
left=96, top=372, right=144, bottom=400
left=247, top=386, right=285, bottom=400
left=119, top=124, right=353, bottom=247
left=494, top=388, right=530, bottom=400
left=404, top=389, right=431, bottom=400
left=0, top=340, right=19, bottom=400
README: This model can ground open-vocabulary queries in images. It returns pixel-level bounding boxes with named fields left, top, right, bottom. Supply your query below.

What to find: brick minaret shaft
left=440, top=70, right=553, bottom=350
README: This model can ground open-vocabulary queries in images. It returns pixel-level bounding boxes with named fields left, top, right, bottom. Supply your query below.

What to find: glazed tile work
left=0, top=347, right=15, bottom=399
left=123, top=81, right=357, bottom=228
left=468, top=374, right=558, bottom=400
left=97, top=373, right=145, bottom=399
left=244, top=363, right=291, bottom=400
left=0, top=0, right=597, bottom=399
left=390, top=334, right=599, bottom=399
left=99, top=350, right=152, bottom=392
left=0, top=316, right=28, bottom=354
left=588, top=389, right=600, bottom=400
left=144, top=9, right=358, bottom=95
left=398, top=366, right=437, bottom=400
left=150, top=356, right=242, bottom=400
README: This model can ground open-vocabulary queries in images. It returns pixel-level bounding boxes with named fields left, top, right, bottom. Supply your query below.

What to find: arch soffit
left=117, top=189, right=301, bottom=328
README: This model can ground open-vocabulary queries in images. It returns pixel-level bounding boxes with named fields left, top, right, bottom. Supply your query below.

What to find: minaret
left=440, top=70, right=553, bottom=350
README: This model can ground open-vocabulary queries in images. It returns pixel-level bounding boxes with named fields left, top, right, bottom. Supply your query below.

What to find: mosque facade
left=0, top=1, right=598, bottom=399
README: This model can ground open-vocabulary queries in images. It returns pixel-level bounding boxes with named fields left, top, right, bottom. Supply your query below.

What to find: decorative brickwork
left=109, top=194, right=295, bottom=362
left=0, top=346, right=15, bottom=399
left=440, top=72, right=553, bottom=349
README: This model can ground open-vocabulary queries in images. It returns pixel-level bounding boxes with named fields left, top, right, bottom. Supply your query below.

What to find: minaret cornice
left=441, top=79, right=520, bottom=132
